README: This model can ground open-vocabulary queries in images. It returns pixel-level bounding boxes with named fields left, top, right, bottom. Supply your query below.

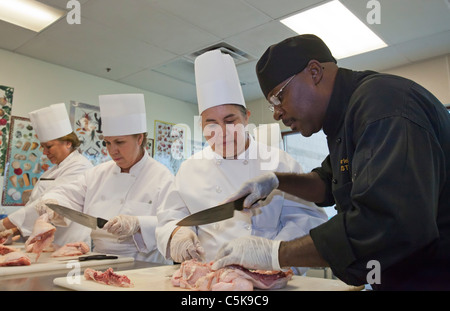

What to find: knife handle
left=79, top=255, right=118, bottom=261
left=235, top=197, right=262, bottom=211
left=97, top=218, right=108, bottom=228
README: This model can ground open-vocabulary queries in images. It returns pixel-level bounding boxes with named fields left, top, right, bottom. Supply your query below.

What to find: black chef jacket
left=309, top=68, right=450, bottom=290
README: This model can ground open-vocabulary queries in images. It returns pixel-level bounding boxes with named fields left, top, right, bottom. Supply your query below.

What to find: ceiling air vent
left=185, top=43, right=253, bottom=66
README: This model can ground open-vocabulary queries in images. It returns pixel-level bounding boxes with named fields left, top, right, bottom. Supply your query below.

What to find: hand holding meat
left=170, top=227, right=205, bottom=263
left=225, top=172, right=279, bottom=208
left=212, top=236, right=281, bottom=271
left=103, top=215, right=140, bottom=239
left=35, top=199, right=70, bottom=227
left=0, top=229, right=17, bottom=245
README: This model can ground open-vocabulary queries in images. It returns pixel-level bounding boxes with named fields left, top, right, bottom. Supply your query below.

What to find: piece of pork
left=0, top=244, right=20, bottom=255
left=171, top=259, right=293, bottom=291
left=25, top=214, right=56, bottom=261
left=0, top=251, right=32, bottom=266
left=84, top=268, right=133, bottom=287
left=51, top=242, right=90, bottom=257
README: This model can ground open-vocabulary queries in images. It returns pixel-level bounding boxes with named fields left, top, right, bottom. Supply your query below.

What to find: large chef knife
left=176, top=196, right=246, bottom=226
left=46, top=203, right=108, bottom=229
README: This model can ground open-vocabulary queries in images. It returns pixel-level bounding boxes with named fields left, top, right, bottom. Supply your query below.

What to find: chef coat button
left=215, top=185, right=222, bottom=193
left=336, top=137, right=342, bottom=143
left=243, top=160, right=248, bottom=165
left=216, top=159, right=222, bottom=165
left=332, top=178, right=338, bottom=184
left=246, top=225, right=251, bottom=230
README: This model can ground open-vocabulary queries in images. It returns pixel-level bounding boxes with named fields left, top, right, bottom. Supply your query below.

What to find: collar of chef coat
left=202, top=134, right=257, bottom=160
left=112, top=150, right=149, bottom=175
left=51, top=149, right=79, bottom=170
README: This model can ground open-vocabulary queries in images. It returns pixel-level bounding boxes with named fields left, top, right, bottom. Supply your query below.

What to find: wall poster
left=2, top=116, right=52, bottom=206
left=69, top=101, right=110, bottom=166
left=154, top=120, right=188, bottom=174
left=0, top=85, right=14, bottom=175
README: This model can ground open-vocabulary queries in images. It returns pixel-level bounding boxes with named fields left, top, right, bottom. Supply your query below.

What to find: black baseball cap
left=256, top=34, right=336, bottom=98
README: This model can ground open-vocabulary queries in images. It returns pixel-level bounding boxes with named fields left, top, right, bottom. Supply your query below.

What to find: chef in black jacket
left=212, top=34, right=450, bottom=290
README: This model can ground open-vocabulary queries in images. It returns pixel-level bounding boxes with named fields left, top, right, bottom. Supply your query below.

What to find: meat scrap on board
left=0, top=251, right=31, bottom=266
left=84, top=268, right=133, bottom=287
left=172, top=259, right=293, bottom=291
left=51, top=242, right=90, bottom=257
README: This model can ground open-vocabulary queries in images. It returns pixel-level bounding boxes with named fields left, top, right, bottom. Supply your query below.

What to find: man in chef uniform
left=156, top=50, right=327, bottom=273
left=0, top=104, right=92, bottom=246
left=37, top=94, right=174, bottom=263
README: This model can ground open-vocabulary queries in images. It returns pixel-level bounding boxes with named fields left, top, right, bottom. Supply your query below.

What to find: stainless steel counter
left=0, top=260, right=161, bottom=291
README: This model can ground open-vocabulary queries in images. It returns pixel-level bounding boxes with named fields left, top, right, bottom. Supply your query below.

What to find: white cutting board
left=53, top=265, right=364, bottom=291
left=0, top=249, right=134, bottom=277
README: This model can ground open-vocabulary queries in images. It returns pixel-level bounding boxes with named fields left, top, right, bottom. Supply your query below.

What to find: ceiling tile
left=120, top=69, right=198, bottom=104
left=150, top=0, right=272, bottom=38
left=80, top=0, right=219, bottom=55
left=0, top=21, right=36, bottom=50
left=243, top=0, right=324, bottom=19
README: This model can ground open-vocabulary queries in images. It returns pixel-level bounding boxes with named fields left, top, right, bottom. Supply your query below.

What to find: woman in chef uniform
left=37, top=94, right=174, bottom=263
left=156, top=50, right=328, bottom=273
left=0, top=104, right=93, bottom=246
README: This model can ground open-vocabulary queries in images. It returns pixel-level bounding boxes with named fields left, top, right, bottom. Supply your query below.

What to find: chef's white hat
left=29, top=103, right=73, bottom=143
left=195, top=49, right=246, bottom=115
left=99, top=93, right=147, bottom=136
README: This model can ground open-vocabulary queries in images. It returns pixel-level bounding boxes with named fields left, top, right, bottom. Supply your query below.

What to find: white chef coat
left=41, top=152, right=174, bottom=264
left=8, top=151, right=93, bottom=246
left=156, top=136, right=328, bottom=272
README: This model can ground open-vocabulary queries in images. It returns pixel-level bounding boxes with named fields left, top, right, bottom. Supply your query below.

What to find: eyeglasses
left=268, top=74, right=296, bottom=112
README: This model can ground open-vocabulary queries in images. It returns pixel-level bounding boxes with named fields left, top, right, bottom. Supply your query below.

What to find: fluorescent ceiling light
left=281, top=0, right=387, bottom=59
left=0, top=0, right=65, bottom=32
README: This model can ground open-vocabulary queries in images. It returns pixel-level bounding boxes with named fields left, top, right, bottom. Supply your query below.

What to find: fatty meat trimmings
left=171, top=259, right=293, bottom=291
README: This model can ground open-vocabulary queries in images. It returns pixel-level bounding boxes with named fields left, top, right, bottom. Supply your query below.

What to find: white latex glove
left=35, top=199, right=70, bottom=226
left=226, top=172, right=279, bottom=208
left=169, top=227, right=205, bottom=263
left=0, top=229, right=14, bottom=244
left=212, top=236, right=281, bottom=271
left=103, top=215, right=140, bottom=239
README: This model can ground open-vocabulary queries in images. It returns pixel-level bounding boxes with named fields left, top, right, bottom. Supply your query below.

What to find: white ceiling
left=1, top=0, right=450, bottom=105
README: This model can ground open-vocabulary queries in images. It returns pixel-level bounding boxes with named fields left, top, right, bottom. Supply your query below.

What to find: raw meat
left=0, top=244, right=20, bottom=255
left=0, top=251, right=31, bottom=266
left=51, top=242, right=90, bottom=257
left=25, top=214, right=56, bottom=261
left=171, top=259, right=293, bottom=291
left=84, top=268, right=133, bottom=288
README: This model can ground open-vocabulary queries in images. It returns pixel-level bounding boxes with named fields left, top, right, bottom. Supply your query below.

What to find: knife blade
left=46, top=203, right=108, bottom=229
left=176, top=196, right=246, bottom=227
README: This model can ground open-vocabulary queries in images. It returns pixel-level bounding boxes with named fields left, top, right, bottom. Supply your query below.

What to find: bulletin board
left=69, top=101, right=110, bottom=166
left=154, top=120, right=188, bottom=174
left=1, top=116, right=52, bottom=206
left=0, top=85, right=14, bottom=175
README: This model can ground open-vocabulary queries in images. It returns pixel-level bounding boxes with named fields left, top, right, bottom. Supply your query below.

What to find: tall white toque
left=99, top=93, right=147, bottom=136
left=195, top=49, right=246, bottom=115
left=29, top=103, right=73, bottom=143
